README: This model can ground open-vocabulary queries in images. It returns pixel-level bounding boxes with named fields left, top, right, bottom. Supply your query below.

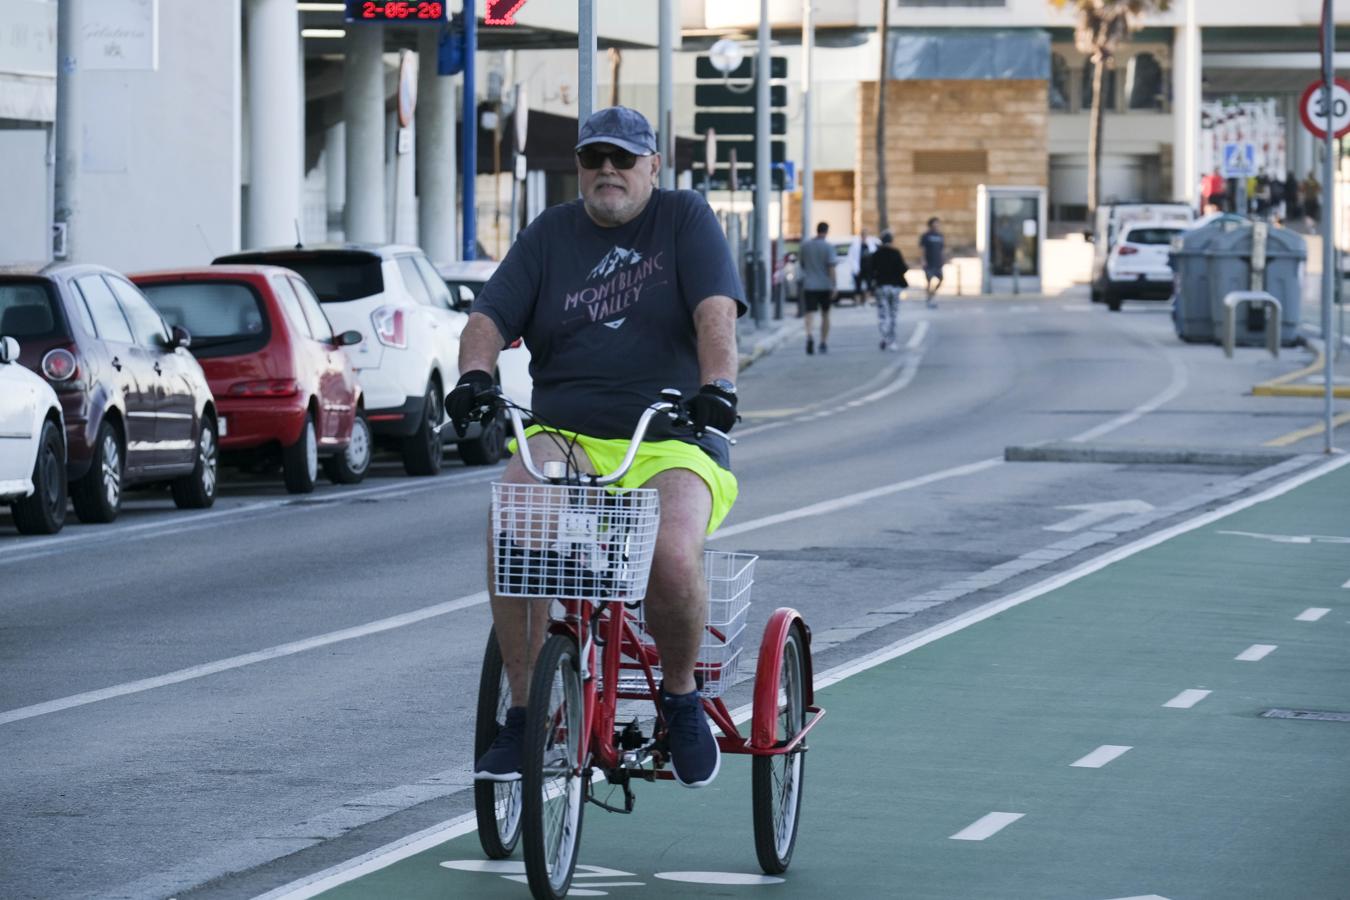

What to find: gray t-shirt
left=798, top=235, right=835, bottom=291
left=473, top=189, right=747, bottom=467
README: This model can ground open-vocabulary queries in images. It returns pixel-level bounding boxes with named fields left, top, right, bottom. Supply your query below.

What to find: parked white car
left=0, top=336, right=67, bottom=534
left=215, top=245, right=527, bottom=471
left=1091, top=202, right=1195, bottom=303
left=437, top=259, right=533, bottom=414
left=1101, top=221, right=1188, bottom=311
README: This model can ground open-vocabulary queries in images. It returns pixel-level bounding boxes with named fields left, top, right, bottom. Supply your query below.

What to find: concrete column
left=658, top=0, right=675, bottom=189
left=325, top=123, right=346, bottom=240
left=343, top=25, right=386, bottom=244
left=1171, top=0, right=1201, bottom=207
left=54, top=0, right=84, bottom=261
left=245, top=0, right=303, bottom=248
left=417, top=28, right=458, bottom=263
left=800, top=0, right=814, bottom=240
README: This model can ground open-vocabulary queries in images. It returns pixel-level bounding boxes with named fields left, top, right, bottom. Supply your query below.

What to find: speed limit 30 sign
left=1299, top=77, right=1350, bottom=139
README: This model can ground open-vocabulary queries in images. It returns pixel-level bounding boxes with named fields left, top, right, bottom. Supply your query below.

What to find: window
left=1126, top=52, right=1164, bottom=111
left=75, top=275, right=134, bottom=343
left=139, top=280, right=270, bottom=358
left=272, top=277, right=314, bottom=339
left=289, top=277, right=334, bottom=342
left=1121, top=227, right=1181, bottom=245
left=396, top=257, right=433, bottom=306
left=108, top=277, right=169, bottom=347
left=0, top=280, right=67, bottom=340
left=1082, top=61, right=1117, bottom=112
left=1049, top=53, right=1070, bottom=111
left=412, top=256, right=454, bottom=311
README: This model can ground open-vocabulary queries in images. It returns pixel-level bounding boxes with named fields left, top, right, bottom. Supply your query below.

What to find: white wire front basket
left=620, top=550, right=757, bottom=699
left=491, top=482, right=661, bottom=602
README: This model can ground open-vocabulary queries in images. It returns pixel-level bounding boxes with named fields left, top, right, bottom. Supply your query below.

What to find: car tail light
left=41, top=347, right=79, bottom=383
left=371, top=306, right=406, bottom=348
left=1117, top=246, right=1139, bottom=256
left=227, top=379, right=299, bottom=397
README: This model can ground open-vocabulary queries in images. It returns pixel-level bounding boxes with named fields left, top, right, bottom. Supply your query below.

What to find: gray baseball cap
left=575, top=105, right=657, bottom=156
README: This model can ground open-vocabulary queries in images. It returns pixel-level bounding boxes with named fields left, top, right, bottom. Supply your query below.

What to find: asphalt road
left=2, top=292, right=1342, bottom=900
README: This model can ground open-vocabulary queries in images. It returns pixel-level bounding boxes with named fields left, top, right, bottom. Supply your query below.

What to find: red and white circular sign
left=1299, top=77, right=1350, bottom=139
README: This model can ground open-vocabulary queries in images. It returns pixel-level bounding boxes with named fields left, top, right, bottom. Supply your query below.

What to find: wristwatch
left=706, top=378, right=737, bottom=396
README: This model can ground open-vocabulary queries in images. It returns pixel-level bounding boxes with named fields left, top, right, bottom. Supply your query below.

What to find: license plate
left=218, top=416, right=228, bottom=436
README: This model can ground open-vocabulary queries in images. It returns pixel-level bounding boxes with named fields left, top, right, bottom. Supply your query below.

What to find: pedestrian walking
left=1303, top=171, right=1322, bottom=225
left=920, top=217, right=945, bottom=308
left=871, top=230, right=908, bottom=350
left=798, top=222, right=837, bottom=354
left=1200, top=166, right=1226, bottom=213
left=1285, top=170, right=1302, bottom=221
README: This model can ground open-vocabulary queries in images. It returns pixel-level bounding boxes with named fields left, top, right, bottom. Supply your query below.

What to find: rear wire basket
left=491, top=482, right=660, bottom=602
left=618, top=550, right=757, bottom=699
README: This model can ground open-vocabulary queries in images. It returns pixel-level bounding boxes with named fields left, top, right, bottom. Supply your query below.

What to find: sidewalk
left=282, top=456, right=1350, bottom=900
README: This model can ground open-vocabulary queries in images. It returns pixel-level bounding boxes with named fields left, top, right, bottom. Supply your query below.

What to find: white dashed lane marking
left=1235, top=644, right=1278, bottom=662
left=1163, top=689, right=1212, bottom=709
left=1070, top=745, right=1132, bottom=768
left=949, top=812, right=1024, bottom=841
left=1296, top=607, right=1330, bottom=622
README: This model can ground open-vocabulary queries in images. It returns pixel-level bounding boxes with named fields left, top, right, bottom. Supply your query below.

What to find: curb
left=737, top=319, right=800, bottom=372
left=1004, top=441, right=1301, bottom=467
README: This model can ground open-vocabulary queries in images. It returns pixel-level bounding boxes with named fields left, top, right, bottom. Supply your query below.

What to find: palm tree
left=875, top=0, right=890, bottom=232
left=1050, top=0, right=1170, bottom=226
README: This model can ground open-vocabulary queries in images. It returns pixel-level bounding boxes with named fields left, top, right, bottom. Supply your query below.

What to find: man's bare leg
left=640, top=468, right=713, bottom=694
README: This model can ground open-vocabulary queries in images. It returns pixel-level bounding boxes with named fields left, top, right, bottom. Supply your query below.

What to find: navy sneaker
left=661, top=685, right=721, bottom=788
left=474, top=706, right=525, bottom=782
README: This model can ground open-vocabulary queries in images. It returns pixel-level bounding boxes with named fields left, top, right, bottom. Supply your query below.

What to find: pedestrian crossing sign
left=1221, top=142, right=1257, bottom=178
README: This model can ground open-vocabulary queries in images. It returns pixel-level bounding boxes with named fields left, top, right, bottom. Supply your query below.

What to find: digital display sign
left=345, top=2, right=448, bottom=23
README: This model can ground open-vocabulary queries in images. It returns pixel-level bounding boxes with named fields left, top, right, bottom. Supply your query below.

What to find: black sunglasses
left=577, top=146, right=644, bottom=170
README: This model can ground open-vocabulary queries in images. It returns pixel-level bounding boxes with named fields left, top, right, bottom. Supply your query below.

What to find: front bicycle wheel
left=522, top=634, right=586, bottom=900
left=752, top=623, right=807, bottom=874
left=474, top=628, right=522, bottom=859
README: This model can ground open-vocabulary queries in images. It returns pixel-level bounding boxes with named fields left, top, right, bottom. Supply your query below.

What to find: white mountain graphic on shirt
left=603, top=318, right=626, bottom=330
left=588, top=246, right=643, bottom=281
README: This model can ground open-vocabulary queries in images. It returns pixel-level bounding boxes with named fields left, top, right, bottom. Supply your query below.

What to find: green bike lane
left=284, top=456, right=1350, bottom=900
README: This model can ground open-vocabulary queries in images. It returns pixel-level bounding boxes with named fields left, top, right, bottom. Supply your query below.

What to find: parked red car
left=132, top=266, right=369, bottom=493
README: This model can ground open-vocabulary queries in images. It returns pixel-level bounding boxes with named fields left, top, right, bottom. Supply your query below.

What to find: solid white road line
left=1163, top=689, right=1212, bottom=709
left=1070, top=745, right=1132, bottom=768
left=1069, top=345, right=1187, bottom=443
left=0, top=467, right=501, bottom=563
left=906, top=319, right=930, bottom=350
left=709, top=457, right=1003, bottom=540
left=1235, top=643, right=1277, bottom=662
left=0, top=592, right=489, bottom=726
left=1296, top=607, right=1331, bottom=622
left=949, top=812, right=1024, bottom=841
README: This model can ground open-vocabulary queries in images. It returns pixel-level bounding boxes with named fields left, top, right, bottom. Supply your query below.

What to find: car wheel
left=458, top=405, right=506, bottom=466
left=400, top=383, right=443, bottom=476
left=282, top=412, right=319, bottom=494
left=12, top=419, right=67, bottom=535
left=324, top=410, right=371, bottom=484
left=1106, top=290, right=1123, bottom=312
left=171, top=416, right=218, bottom=509
left=72, top=419, right=123, bottom=524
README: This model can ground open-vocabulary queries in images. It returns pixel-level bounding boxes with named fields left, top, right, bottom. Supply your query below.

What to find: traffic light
left=693, top=52, right=788, bottom=191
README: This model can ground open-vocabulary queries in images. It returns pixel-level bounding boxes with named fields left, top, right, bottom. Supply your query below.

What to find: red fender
left=750, top=607, right=814, bottom=750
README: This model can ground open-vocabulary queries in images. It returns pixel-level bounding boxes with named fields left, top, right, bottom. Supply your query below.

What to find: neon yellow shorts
left=509, top=426, right=739, bottom=536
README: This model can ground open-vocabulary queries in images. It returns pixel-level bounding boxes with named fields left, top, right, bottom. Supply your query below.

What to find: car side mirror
left=452, top=284, right=475, bottom=312
left=335, top=329, right=363, bottom=347
left=0, top=336, right=19, bottom=363
left=170, top=325, right=192, bottom=349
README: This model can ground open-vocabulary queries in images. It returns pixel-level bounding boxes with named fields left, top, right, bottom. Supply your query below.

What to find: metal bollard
left=1221, top=290, right=1282, bottom=359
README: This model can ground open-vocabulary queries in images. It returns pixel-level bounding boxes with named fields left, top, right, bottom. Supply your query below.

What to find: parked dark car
left=131, top=266, right=369, bottom=493
left=0, top=263, right=218, bottom=522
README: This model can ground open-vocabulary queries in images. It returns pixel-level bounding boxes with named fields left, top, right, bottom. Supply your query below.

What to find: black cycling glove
left=446, top=369, right=498, bottom=437
left=686, top=383, right=738, bottom=436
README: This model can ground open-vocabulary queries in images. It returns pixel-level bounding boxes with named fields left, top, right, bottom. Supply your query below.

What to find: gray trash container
left=1170, top=217, right=1305, bottom=346
left=1171, top=215, right=1246, bottom=343
left=1205, top=225, right=1305, bottom=347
